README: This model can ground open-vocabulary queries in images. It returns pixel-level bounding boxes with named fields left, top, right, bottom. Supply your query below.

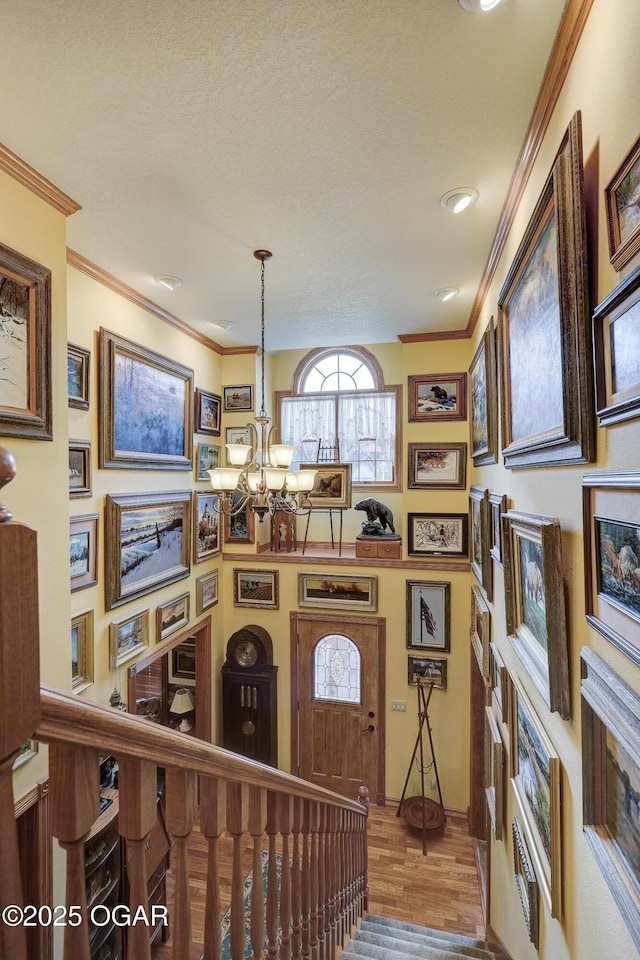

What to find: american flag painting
left=406, top=580, right=450, bottom=652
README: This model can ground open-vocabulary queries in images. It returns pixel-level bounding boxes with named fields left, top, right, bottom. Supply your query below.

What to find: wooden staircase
left=344, top=916, right=499, bottom=960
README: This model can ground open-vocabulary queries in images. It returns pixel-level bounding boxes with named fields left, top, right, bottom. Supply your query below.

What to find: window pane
left=313, top=634, right=361, bottom=703
left=304, top=367, right=325, bottom=393
left=338, top=393, right=395, bottom=482
left=280, top=396, right=336, bottom=468
left=336, top=354, right=361, bottom=375
left=351, top=365, right=374, bottom=389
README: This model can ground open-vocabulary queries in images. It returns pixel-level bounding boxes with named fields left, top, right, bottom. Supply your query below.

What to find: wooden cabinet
left=85, top=789, right=122, bottom=960
left=222, top=626, right=278, bottom=767
left=355, top=536, right=402, bottom=560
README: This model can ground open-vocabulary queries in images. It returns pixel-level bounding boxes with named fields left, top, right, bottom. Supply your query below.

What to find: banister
left=37, top=685, right=366, bottom=816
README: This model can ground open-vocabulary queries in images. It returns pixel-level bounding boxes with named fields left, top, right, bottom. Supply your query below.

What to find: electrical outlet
left=391, top=700, right=406, bottom=712
left=430, top=778, right=437, bottom=789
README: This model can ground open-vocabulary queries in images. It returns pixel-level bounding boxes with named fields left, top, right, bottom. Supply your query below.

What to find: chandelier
left=208, top=250, right=317, bottom=521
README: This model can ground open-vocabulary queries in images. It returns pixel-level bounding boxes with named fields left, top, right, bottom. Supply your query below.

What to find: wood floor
left=152, top=802, right=484, bottom=959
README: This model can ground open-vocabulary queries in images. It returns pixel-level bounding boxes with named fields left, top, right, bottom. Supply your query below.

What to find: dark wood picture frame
left=407, top=655, right=447, bottom=689
left=223, top=384, right=254, bottom=412
left=223, top=490, right=256, bottom=544
left=471, top=584, right=490, bottom=680
left=592, top=264, right=640, bottom=427
left=512, top=816, right=539, bottom=948
left=71, top=609, right=94, bottom=693
left=470, top=485, right=492, bottom=600
left=69, top=439, right=92, bottom=498
left=195, top=388, right=222, bottom=436
left=405, top=580, right=451, bottom=653
left=489, top=641, right=509, bottom=724
left=498, top=112, right=593, bottom=469
left=469, top=318, right=498, bottom=466
left=489, top=491, right=508, bottom=567
left=485, top=704, right=504, bottom=840
left=298, top=572, right=378, bottom=612
left=99, top=327, right=193, bottom=470
left=68, top=342, right=90, bottom=410
left=407, top=442, right=467, bottom=490
left=605, top=132, right=640, bottom=272
left=70, top=513, right=99, bottom=592
left=407, top=512, right=468, bottom=560
left=0, top=241, right=52, bottom=440
left=233, top=568, right=279, bottom=610
left=408, top=372, right=467, bottom=422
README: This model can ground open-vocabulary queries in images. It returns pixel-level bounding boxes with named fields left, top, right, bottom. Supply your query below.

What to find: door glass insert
left=313, top=633, right=361, bottom=703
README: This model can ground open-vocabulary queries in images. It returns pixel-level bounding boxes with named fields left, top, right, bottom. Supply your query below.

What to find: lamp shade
left=209, top=467, right=242, bottom=492
left=246, top=471, right=263, bottom=493
left=269, top=444, right=296, bottom=468
left=264, top=467, right=288, bottom=492
left=226, top=443, right=251, bottom=466
left=293, top=468, right=318, bottom=492
left=170, top=688, right=194, bottom=715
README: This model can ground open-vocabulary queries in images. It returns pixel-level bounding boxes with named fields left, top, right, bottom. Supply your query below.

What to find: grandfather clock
left=221, top=625, right=278, bottom=767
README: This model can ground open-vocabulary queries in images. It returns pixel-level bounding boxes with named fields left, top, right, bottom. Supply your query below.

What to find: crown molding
left=398, top=328, right=471, bottom=344
left=0, top=142, right=81, bottom=217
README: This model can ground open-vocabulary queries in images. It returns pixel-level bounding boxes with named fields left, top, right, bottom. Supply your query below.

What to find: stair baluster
left=277, top=793, right=293, bottom=960
left=291, top=795, right=302, bottom=960
left=317, top=805, right=327, bottom=960
left=119, top=758, right=157, bottom=960
left=200, top=776, right=226, bottom=960
left=308, top=801, right=320, bottom=960
left=300, top=799, right=311, bottom=960
left=265, top=791, right=279, bottom=960
left=165, top=767, right=196, bottom=959
left=248, top=786, right=267, bottom=960
left=227, top=781, right=246, bottom=960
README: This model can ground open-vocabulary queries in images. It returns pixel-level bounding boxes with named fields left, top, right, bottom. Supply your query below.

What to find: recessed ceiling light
left=441, top=188, right=478, bottom=214
left=210, top=319, right=234, bottom=331
left=155, top=275, right=182, bottom=291
left=434, top=287, right=460, bottom=302
left=458, top=0, right=504, bottom=12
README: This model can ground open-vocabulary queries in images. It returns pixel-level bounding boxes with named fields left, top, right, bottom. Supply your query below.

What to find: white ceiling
left=1, top=0, right=567, bottom=351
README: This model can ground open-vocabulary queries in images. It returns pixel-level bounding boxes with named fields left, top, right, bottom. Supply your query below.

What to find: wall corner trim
left=0, top=142, right=81, bottom=216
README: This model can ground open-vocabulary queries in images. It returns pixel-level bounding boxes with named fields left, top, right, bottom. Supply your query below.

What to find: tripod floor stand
left=396, top=679, right=446, bottom=855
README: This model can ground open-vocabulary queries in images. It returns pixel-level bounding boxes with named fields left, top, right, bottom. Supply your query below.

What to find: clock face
left=234, top=639, right=258, bottom=667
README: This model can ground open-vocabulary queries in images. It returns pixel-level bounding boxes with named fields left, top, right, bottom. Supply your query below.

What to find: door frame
left=290, top=610, right=386, bottom=804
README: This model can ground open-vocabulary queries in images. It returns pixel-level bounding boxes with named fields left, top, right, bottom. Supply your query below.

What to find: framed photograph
left=233, top=568, right=279, bottom=610
left=605, top=133, right=640, bottom=271
left=193, top=491, right=221, bottom=563
left=509, top=669, right=562, bottom=919
left=593, top=264, right=640, bottom=427
left=300, top=462, right=352, bottom=510
left=223, top=384, right=253, bottom=412
left=99, top=328, right=193, bottom=470
left=70, top=513, right=99, bottom=592
left=471, top=584, right=490, bottom=679
left=195, top=388, right=222, bottom=436
left=13, top=740, right=39, bottom=770
left=469, top=318, right=498, bottom=466
left=502, top=509, right=570, bottom=718
left=170, top=637, right=196, bottom=685
left=408, top=372, right=467, bottom=422
left=195, top=442, right=221, bottom=481
left=156, top=592, right=190, bottom=642
left=224, top=490, right=255, bottom=544
left=512, top=817, right=539, bottom=948
left=485, top=705, right=504, bottom=840
left=68, top=343, right=90, bottom=410
left=298, top=572, right=378, bottom=612
left=407, top=655, right=447, bottom=689
left=0, top=241, right=52, bottom=439
left=69, top=439, right=91, bottom=498
left=104, top=490, right=191, bottom=610
left=489, top=642, right=509, bottom=725
left=196, top=569, right=219, bottom=614
left=225, top=426, right=253, bottom=463
left=71, top=610, right=94, bottom=693
left=110, top=609, right=149, bottom=669
left=582, top=472, right=640, bottom=666
left=407, top=513, right=468, bottom=559
left=470, top=485, right=492, bottom=600
left=489, top=491, right=508, bottom=567
left=407, top=442, right=467, bottom=490
left=405, top=580, right=450, bottom=652
left=498, top=112, right=593, bottom=469
left=581, top=647, right=640, bottom=951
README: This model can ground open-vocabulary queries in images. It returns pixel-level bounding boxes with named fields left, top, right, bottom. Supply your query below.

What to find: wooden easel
left=396, top=679, right=446, bottom=854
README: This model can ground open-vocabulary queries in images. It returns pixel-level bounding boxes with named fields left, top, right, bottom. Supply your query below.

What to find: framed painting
left=13, top=740, right=39, bottom=770
left=224, top=489, right=255, bottom=544
left=0, top=241, right=52, bottom=439
left=512, top=817, right=540, bottom=948
left=223, top=384, right=253, bottom=412
left=581, top=647, right=640, bottom=952
left=71, top=609, right=94, bottom=693
left=471, top=584, right=490, bottom=679
left=196, top=569, right=219, bottom=614
left=469, top=318, right=498, bottom=466
left=300, top=462, right=352, bottom=510
left=582, top=472, right=640, bottom=666
left=70, top=513, right=99, bottom=592
left=498, top=112, right=593, bottom=469
left=405, top=580, right=450, bottom=652
left=485, top=705, right=504, bottom=840
left=99, top=328, right=193, bottom=469
left=226, top=426, right=253, bottom=463
left=605, top=132, right=640, bottom=271
left=407, top=512, right=468, bottom=560
left=170, top=637, right=196, bottom=685
left=110, top=609, right=149, bottom=669
left=105, top=490, right=191, bottom=610
left=196, top=442, right=221, bottom=481
left=408, top=372, right=467, bottom=422
left=195, top=388, right=222, bottom=436
left=193, top=491, right=221, bottom=563
left=233, top=568, right=279, bottom=610
left=69, top=439, right=91, bottom=498
left=68, top=342, right=90, bottom=410
left=489, top=641, right=509, bottom=725
left=156, top=592, right=190, bottom=642
left=509, top=669, right=562, bottom=919
left=593, top=264, right=640, bottom=427
left=407, top=655, right=447, bottom=689
left=470, top=485, right=492, bottom=600
left=502, top=509, right=569, bottom=718
left=407, top=442, right=467, bottom=490
left=298, top=572, right=378, bottom=612
left=489, top=491, right=508, bottom=567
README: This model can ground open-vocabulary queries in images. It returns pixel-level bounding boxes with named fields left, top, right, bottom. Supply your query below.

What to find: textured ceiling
left=0, top=0, right=566, bottom=350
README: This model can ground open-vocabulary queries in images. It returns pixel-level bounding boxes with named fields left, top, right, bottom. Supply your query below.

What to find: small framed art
left=489, top=641, right=509, bottom=725
left=156, top=593, right=190, bottom=642
left=489, top=491, right=508, bottom=567
left=69, top=439, right=91, bottom=498
left=68, top=343, right=90, bottom=410
left=408, top=372, right=467, bottom=422
left=469, top=318, right=498, bottom=466
left=223, top=385, right=253, bottom=411
left=193, top=491, right=221, bottom=563
left=407, top=442, right=467, bottom=490
left=298, top=572, right=378, bottom=612
left=196, top=442, right=221, bottom=481
left=233, top=568, right=279, bottom=610
left=405, top=580, right=450, bottom=652
left=512, top=817, right=539, bottom=948
left=470, top=485, right=492, bottom=600
left=225, top=426, right=253, bottom=463
left=485, top=705, right=504, bottom=840
left=71, top=610, right=94, bottom=693
left=70, top=513, right=99, bottom=592
left=407, top=655, right=447, bottom=689
left=110, top=609, right=149, bottom=669
left=170, top=637, right=196, bottom=685
left=195, top=388, right=222, bottom=436
left=13, top=740, right=39, bottom=770
left=407, top=513, right=468, bottom=559
left=224, top=489, right=255, bottom=544
left=300, top=462, right=352, bottom=510
left=592, top=264, right=640, bottom=427
left=471, top=584, right=490, bottom=679
left=196, top=570, right=219, bottom=614
left=605, top=132, right=640, bottom=271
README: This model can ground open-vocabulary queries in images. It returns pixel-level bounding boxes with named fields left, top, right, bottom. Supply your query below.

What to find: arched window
left=313, top=634, right=361, bottom=704
left=279, top=347, right=399, bottom=486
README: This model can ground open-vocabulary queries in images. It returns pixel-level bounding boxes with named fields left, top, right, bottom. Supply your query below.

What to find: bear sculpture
left=354, top=497, right=395, bottom=534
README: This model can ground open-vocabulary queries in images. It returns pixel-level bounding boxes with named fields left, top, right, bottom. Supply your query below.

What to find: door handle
left=362, top=724, right=375, bottom=733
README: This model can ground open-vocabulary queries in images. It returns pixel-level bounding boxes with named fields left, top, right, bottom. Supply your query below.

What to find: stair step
left=357, top=926, right=494, bottom=960
left=343, top=943, right=482, bottom=960
left=365, top=914, right=488, bottom=952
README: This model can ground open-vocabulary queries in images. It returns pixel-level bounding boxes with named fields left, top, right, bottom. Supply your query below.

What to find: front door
left=293, top=613, right=384, bottom=801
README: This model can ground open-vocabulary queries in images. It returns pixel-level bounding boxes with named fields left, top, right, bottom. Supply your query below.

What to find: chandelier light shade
left=208, top=250, right=317, bottom=520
